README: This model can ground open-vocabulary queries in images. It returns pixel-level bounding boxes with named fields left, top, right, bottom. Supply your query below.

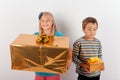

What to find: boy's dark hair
left=82, top=17, right=98, bottom=29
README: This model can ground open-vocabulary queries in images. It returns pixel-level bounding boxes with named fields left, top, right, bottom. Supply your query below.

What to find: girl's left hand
left=67, top=49, right=72, bottom=69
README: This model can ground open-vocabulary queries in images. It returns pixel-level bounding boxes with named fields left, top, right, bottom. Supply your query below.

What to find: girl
left=34, top=12, right=66, bottom=80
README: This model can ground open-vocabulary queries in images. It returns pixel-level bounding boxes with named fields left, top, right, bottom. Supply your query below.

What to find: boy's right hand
left=80, top=63, right=89, bottom=72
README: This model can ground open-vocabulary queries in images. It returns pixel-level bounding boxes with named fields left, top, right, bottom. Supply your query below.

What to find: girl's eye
left=47, top=20, right=50, bottom=22
left=41, top=20, right=51, bottom=22
left=41, top=20, right=44, bottom=22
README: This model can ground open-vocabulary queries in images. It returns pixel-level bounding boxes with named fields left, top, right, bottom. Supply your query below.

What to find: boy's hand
left=80, top=63, right=89, bottom=72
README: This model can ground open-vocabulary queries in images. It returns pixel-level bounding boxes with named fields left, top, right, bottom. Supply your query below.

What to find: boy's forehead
left=86, top=23, right=98, bottom=27
left=87, top=23, right=97, bottom=25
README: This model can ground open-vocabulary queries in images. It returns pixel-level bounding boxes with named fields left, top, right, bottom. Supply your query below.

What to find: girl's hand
left=67, top=49, right=72, bottom=69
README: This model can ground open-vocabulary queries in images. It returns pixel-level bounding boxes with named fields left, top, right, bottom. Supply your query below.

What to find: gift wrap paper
left=10, top=34, right=69, bottom=74
left=88, top=60, right=104, bottom=72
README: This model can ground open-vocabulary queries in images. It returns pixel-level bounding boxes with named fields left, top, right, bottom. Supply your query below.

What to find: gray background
left=0, top=0, right=120, bottom=80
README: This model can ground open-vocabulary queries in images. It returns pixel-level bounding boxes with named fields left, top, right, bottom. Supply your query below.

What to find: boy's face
left=40, top=15, right=53, bottom=30
left=83, top=23, right=98, bottom=40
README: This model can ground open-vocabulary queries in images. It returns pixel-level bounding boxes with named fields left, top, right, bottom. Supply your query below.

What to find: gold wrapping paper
left=10, top=34, right=69, bottom=74
left=87, top=59, right=104, bottom=72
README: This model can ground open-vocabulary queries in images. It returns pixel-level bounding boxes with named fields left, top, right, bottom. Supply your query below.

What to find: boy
left=72, top=17, right=102, bottom=80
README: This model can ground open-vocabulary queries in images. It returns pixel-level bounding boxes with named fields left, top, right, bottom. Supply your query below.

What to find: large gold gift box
left=87, top=59, right=104, bottom=72
left=10, top=34, right=69, bottom=74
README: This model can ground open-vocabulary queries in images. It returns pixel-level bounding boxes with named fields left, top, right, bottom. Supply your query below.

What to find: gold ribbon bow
left=36, top=34, right=49, bottom=44
left=88, top=57, right=100, bottom=63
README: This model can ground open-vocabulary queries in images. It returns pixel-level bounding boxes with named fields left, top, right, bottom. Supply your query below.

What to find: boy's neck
left=83, top=36, right=95, bottom=41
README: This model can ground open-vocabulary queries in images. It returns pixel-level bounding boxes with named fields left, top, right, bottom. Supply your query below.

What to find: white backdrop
left=0, top=0, right=120, bottom=80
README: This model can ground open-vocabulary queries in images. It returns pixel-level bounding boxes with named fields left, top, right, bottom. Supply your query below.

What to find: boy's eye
left=87, top=28, right=97, bottom=31
left=94, top=29, right=96, bottom=31
left=87, top=28, right=91, bottom=30
left=93, top=28, right=97, bottom=31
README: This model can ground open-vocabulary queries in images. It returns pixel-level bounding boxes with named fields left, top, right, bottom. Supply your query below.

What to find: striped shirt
left=72, top=37, right=102, bottom=77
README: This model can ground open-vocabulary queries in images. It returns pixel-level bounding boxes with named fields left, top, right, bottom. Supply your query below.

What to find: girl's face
left=83, top=23, right=98, bottom=40
left=40, top=15, right=53, bottom=30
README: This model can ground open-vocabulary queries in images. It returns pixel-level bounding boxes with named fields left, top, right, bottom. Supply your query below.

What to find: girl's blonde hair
left=38, top=12, right=57, bottom=34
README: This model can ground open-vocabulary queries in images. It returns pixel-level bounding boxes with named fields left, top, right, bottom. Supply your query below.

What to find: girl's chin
left=42, top=27, right=50, bottom=30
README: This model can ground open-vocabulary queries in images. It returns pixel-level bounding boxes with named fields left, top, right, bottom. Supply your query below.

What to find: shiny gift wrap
left=87, top=59, right=104, bottom=72
left=10, top=34, right=69, bottom=74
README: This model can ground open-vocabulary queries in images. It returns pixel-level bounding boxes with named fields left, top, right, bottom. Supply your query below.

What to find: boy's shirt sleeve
left=98, top=42, right=102, bottom=59
left=72, top=41, right=81, bottom=65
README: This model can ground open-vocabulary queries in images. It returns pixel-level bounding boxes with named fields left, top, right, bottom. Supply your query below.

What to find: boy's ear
left=82, top=29, right=85, bottom=33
